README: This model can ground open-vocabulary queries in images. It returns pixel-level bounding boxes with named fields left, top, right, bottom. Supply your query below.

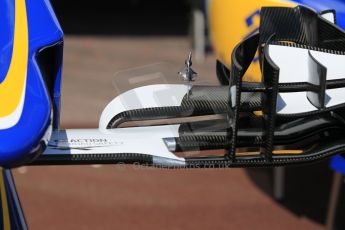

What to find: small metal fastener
left=178, top=51, right=197, bottom=99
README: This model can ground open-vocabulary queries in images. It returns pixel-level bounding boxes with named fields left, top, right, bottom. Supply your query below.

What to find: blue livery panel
left=0, top=0, right=63, bottom=167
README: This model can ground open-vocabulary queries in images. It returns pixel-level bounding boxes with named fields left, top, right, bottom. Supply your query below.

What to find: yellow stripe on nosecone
left=0, top=169, right=11, bottom=230
left=0, top=0, right=28, bottom=118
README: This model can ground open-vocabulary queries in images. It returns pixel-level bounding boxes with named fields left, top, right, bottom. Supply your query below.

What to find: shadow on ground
left=51, top=0, right=191, bottom=36
left=246, top=159, right=345, bottom=229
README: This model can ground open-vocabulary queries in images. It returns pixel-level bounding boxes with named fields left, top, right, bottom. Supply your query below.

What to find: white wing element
left=43, top=84, right=195, bottom=166
left=99, top=84, right=188, bottom=130
left=44, top=125, right=185, bottom=165
left=268, top=45, right=345, bottom=114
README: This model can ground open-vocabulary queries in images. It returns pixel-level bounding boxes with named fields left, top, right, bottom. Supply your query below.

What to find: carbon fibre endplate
left=210, top=5, right=345, bottom=167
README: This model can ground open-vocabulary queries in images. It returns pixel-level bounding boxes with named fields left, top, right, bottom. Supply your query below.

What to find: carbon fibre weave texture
left=259, top=6, right=345, bottom=51
left=31, top=153, right=153, bottom=165
left=106, top=86, right=262, bottom=128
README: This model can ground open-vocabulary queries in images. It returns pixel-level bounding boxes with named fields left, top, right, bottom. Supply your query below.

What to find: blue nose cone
left=0, top=0, right=63, bottom=167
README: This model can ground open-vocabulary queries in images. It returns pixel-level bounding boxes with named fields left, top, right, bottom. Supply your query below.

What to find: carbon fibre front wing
left=30, top=5, right=345, bottom=168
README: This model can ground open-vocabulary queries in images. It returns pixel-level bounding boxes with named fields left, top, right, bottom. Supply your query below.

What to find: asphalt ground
left=12, top=36, right=332, bottom=229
